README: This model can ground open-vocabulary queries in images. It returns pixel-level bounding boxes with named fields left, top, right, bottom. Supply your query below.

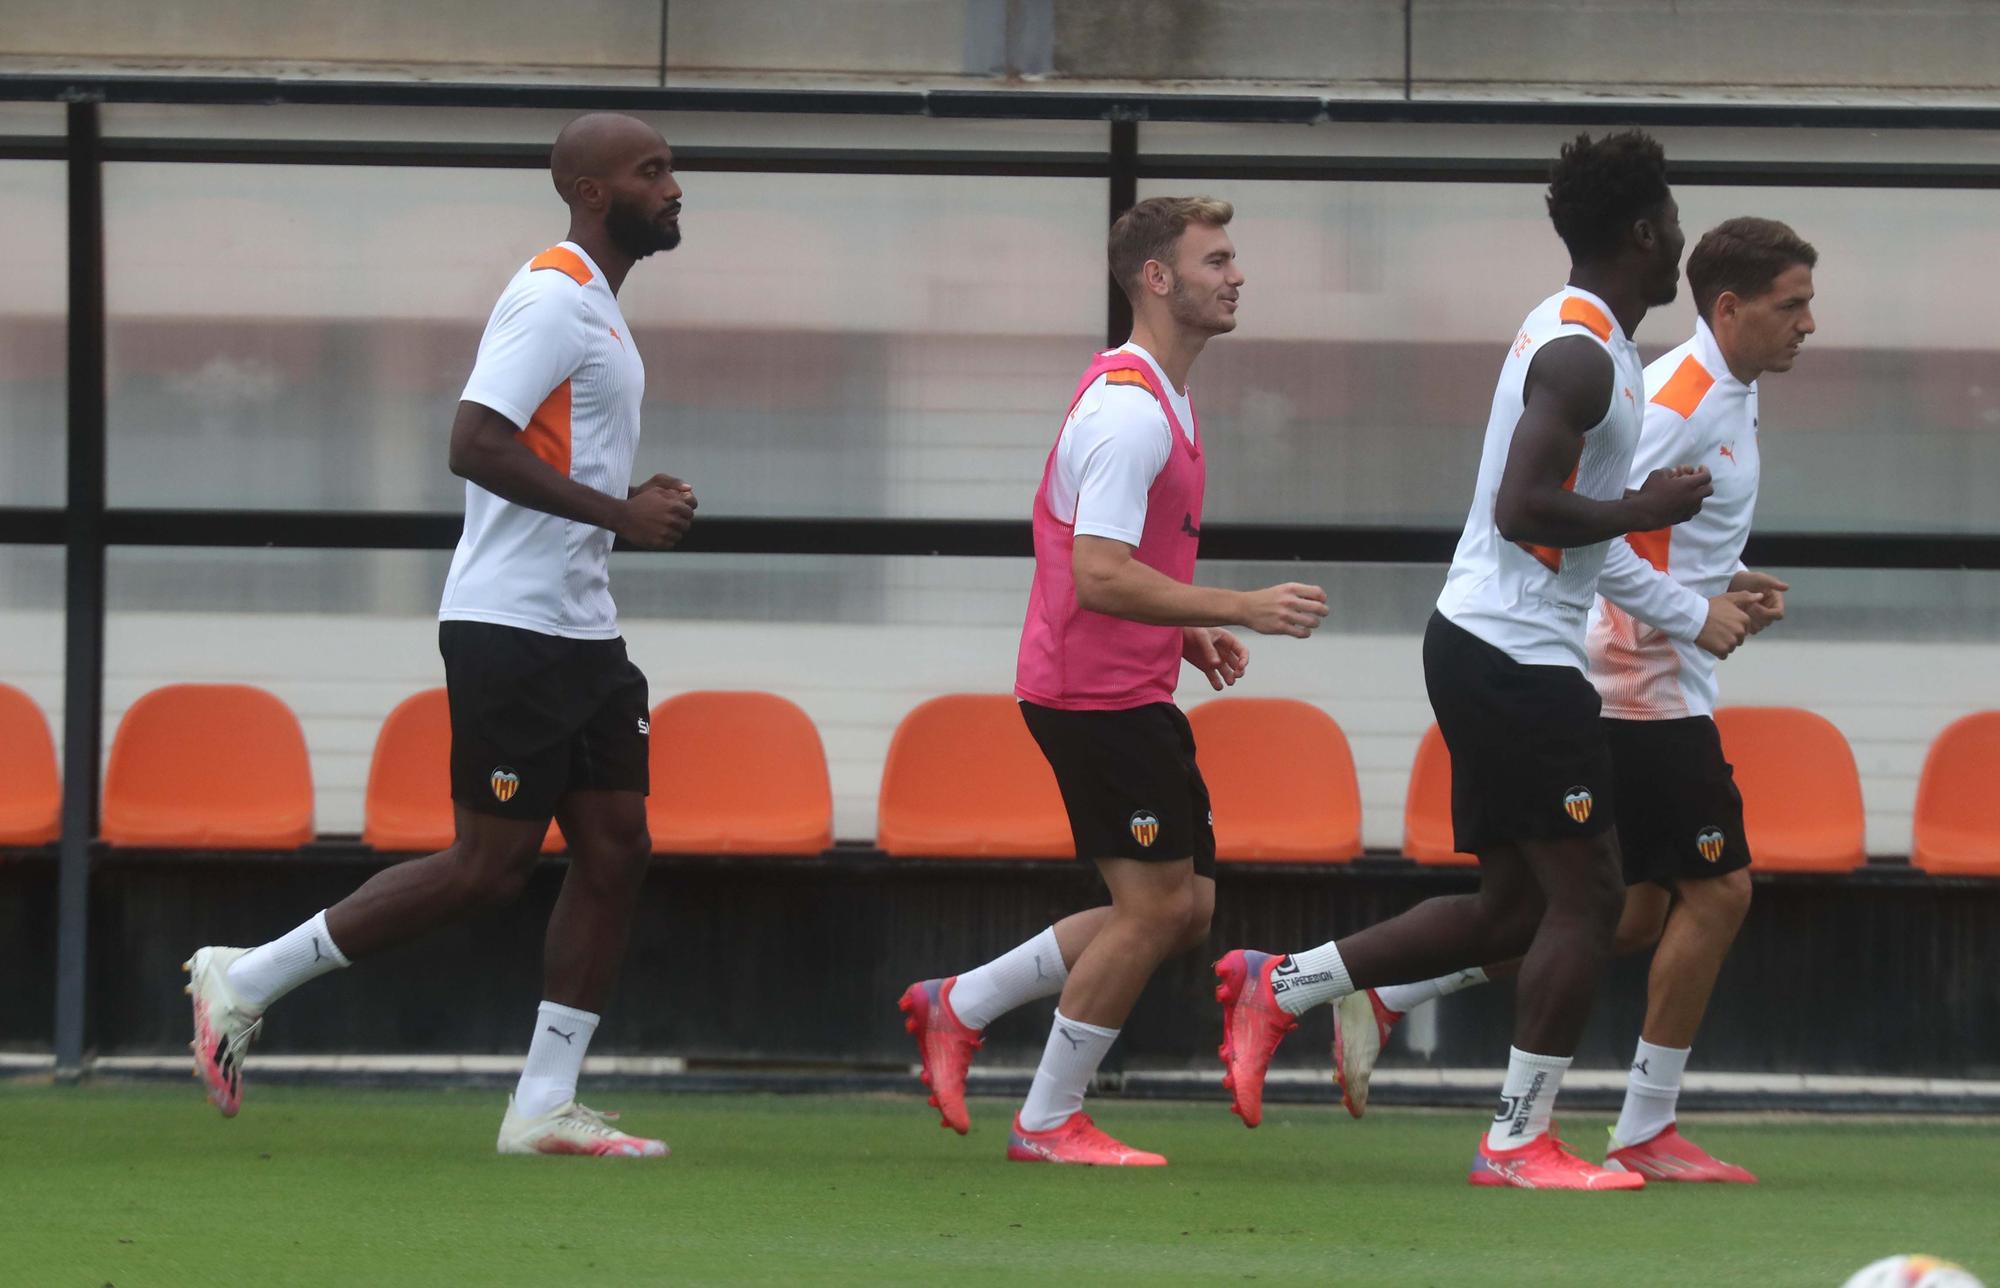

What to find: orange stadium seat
left=1188, top=698, right=1362, bottom=862
left=0, top=684, right=60, bottom=846
left=647, top=691, right=832, bottom=855
left=103, top=684, right=315, bottom=850
left=363, top=689, right=454, bottom=852
left=363, top=688, right=564, bottom=853
left=877, top=694, right=1070, bottom=859
left=1713, top=706, right=1866, bottom=873
left=1403, top=723, right=1476, bottom=866
left=1910, top=711, right=2000, bottom=876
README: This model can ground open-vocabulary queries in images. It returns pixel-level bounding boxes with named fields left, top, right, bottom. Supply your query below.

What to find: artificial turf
left=0, top=1084, right=1993, bottom=1286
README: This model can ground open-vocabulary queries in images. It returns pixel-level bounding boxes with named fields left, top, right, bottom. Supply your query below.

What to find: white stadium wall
left=2, top=0, right=1997, bottom=96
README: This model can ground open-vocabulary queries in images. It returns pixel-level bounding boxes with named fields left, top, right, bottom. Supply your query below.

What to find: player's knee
left=1545, top=857, right=1625, bottom=944
left=1690, top=867, right=1753, bottom=931
left=1612, top=914, right=1664, bottom=957
left=1178, top=883, right=1216, bottom=952
left=584, top=823, right=651, bottom=875
left=1494, top=905, right=1543, bottom=958
left=1128, top=877, right=1197, bottom=943
left=450, top=835, right=542, bottom=906
left=1473, top=888, right=1543, bottom=957
left=1611, top=887, right=1670, bottom=956
left=1579, top=859, right=1628, bottom=920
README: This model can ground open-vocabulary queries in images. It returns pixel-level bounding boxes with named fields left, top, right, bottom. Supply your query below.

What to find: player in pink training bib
left=899, top=196, right=1329, bottom=1165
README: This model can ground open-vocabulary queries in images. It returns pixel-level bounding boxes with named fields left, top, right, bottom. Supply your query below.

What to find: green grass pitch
left=1, top=1085, right=1994, bottom=1286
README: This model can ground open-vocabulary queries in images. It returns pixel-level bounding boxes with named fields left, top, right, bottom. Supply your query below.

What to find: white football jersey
left=1588, top=318, right=1762, bottom=719
left=1436, top=287, right=1647, bottom=670
left=440, top=242, right=645, bottom=640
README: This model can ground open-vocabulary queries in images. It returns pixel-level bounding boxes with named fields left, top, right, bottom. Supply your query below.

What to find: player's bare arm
left=448, top=400, right=694, bottom=549
left=1071, top=534, right=1326, bottom=638
left=1494, top=336, right=1711, bottom=548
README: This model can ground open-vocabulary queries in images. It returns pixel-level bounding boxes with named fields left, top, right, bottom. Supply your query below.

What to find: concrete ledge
left=10, top=1053, right=1997, bottom=1115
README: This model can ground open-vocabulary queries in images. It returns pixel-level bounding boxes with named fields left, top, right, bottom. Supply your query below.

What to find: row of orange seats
left=1, top=684, right=1996, bottom=874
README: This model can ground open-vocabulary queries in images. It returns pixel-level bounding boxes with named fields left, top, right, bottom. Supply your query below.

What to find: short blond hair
left=1108, top=196, right=1234, bottom=298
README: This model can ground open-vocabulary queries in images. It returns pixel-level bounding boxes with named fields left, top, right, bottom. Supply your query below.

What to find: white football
left=1842, top=1255, right=1984, bottom=1288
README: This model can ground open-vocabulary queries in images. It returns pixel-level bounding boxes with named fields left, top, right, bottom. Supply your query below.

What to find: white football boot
left=183, top=946, right=263, bottom=1117
left=496, top=1098, right=670, bottom=1158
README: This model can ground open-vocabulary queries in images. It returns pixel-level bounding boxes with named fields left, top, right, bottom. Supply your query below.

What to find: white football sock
left=1272, top=941, right=1354, bottom=1015
left=1487, top=1047, right=1571, bottom=1150
left=1376, top=966, right=1489, bottom=1016
left=949, top=926, right=1068, bottom=1030
left=224, top=909, right=350, bottom=1013
left=1017, top=1010, right=1118, bottom=1132
left=1613, top=1039, right=1690, bottom=1147
left=513, top=1001, right=601, bottom=1119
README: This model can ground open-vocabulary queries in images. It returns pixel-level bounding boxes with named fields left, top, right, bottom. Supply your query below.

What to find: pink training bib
left=1015, top=351, right=1206, bottom=711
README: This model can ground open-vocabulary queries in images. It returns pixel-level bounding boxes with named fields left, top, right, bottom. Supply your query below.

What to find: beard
left=1168, top=275, right=1235, bottom=334
left=606, top=195, right=681, bottom=260
left=1645, top=260, right=1682, bottom=308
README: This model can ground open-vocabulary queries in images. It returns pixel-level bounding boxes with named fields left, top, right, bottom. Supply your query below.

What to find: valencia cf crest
left=1562, top=786, right=1594, bottom=824
left=490, top=767, right=521, bottom=803
left=1129, top=810, right=1161, bottom=848
left=1696, top=826, right=1726, bottom=863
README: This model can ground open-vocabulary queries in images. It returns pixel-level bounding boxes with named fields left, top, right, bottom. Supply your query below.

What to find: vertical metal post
left=1403, top=0, right=1415, bottom=101
left=657, top=0, right=669, bottom=87
left=54, top=99, right=108, bottom=1082
left=1105, top=117, right=1138, bottom=347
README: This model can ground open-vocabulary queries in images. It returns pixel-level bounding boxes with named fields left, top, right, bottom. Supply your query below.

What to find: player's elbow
left=1492, top=496, right=1532, bottom=545
left=1070, top=542, right=1127, bottom=615
left=447, top=436, right=492, bottom=485
left=1073, top=567, right=1116, bottom=615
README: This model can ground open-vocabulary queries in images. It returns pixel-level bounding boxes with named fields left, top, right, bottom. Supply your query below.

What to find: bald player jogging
left=1213, top=131, right=1713, bottom=1191
left=183, top=113, right=694, bottom=1158
left=1333, top=218, right=1816, bottom=1187
left=898, top=196, right=1328, bottom=1166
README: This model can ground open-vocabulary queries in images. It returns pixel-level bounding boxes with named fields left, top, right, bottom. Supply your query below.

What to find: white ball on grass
left=1842, top=1255, right=1984, bottom=1288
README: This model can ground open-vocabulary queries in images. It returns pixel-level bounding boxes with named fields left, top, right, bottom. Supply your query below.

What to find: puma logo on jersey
left=1181, top=513, right=1201, bottom=539
left=608, top=326, right=623, bottom=348
left=1718, top=443, right=1738, bottom=466
left=1622, top=387, right=1636, bottom=407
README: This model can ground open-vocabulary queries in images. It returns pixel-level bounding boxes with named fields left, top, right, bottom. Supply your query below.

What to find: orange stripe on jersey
left=522, top=379, right=573, bottom=476
left=1558, top=297, right=1614, bottom=342
left=529, top=246, right=594, bottom=287
left=1627, top=526, right=1671, bottom=572
left=1103, top=369, right=1155, bottom=389
left=1650, top=354, right=1716, bottom=419
left=1519, top=461, right=1581, bottom=573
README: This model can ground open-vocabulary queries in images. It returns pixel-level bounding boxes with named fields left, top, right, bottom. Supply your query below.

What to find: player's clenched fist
left=1241, top=582, right=1329, bottom=638
left=1632, top=464, right=1713, bottom=528
left=618, top=484, right=696, bottom=549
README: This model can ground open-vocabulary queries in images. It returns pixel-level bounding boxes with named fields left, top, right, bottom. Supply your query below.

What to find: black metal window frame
left=6, top=75, right=2000, bottom=1075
